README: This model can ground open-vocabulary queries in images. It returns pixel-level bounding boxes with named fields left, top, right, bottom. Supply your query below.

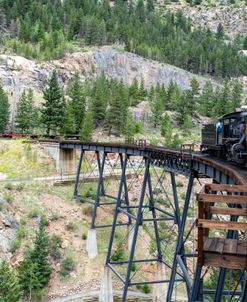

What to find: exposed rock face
left=0, top=209, right=17, bottom=260
left=183, top=6, right=247, bottom=39
left=0, top=46, right=215, bottom=96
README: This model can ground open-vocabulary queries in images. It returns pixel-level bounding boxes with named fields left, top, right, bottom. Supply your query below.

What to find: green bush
left=111, top=243, right=126, bottom=261
left=15, top=183, right=24, bottom=191
left=49, top=235, right=62, bottom=260
left=65, top=222, right=78, bottom=232
left=28, top=208, right=40, bottom=218
left=60, top=255, right=75, bottom=277
left=3, top=192, right=14, bottom=204
left=4, top=183, right=13, bottom=190
left=82, top=233, right=87, bottom=240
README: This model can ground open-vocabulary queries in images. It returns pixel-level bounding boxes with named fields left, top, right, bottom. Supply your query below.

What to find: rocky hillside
left=162, top=0, right=247, bottom=39
left=0, top=46, right=215, bottom=95
left=182, top=6, right=247, bottom=39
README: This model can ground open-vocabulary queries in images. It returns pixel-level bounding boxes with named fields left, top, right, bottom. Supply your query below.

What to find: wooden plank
left=223, top=239, right=238, bottom=254
left=209, top=207, right=247, bottom=217
left=198, top=219, right=247, bottom=231
left=204, top=253, right=247, bottom=270
left=203, top=238, right=224, bottom=253
left=203, top=237, right=212, bottom=251
left=237, top=241, right=247, bottom=256
left=197, top=193, right=247, bottom=204
left=205, top=184, right=247, bottom=193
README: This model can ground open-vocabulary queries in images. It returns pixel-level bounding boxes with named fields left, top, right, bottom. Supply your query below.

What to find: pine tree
left=80, top=111, right=93, bottom=141
left=91, top=75, right=108, bottom=125
left=18, top=216, right=52, bottom=299
left=63, top=100, right=76, bottom=134
left=150, top=95, right=162, bottom=128
left=129, top=78, right=139, bottom=105
left=0, top=260, right=22, bottom=302
left=41, top=70, right=65, bottom=135
left=216, top=23, right=224, bottom=40
left=68, top=73, right=86, bottom=133
left=105, top=96, right=124, bottom=135
left=0, top=84, right=9, bottom=133
left=190, top=78, right=200, bottom=97
left=161, top=113, right=172, bottom=145
left=15, top=89, right=36, bottom=133
left=199, top=81, right=215, bottom=116
left=243, top=36, right=247, bottom=50
left=29, top=216, right=52, bottom=288
left=230, top=80, right=243, bottom=111
left=18, top=260, right=41, bottom=299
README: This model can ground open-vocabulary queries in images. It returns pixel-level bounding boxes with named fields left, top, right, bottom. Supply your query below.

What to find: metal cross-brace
left=166, top=171, right=195, bottom=302
left=105, top=157, right=191, bottom=302
left=74, top=150, right=129, bottom=229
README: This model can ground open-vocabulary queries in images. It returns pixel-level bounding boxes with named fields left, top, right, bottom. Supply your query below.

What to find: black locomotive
left=201, top=110, right=247, bottom=165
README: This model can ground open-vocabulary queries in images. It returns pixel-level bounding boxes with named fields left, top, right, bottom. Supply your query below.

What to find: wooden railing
left=196, top=184, right=247, bottom=269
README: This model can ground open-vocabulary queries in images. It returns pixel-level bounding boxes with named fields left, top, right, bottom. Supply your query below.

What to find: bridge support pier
left=99, top=265, right=113, bottom=302
left=86, top=228, right=98, bottom=259
left=153, top=262, right=167, bottom=302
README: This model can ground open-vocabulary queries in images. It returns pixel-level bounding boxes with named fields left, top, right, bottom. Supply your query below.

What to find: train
left=2, top=109, right=247, bottom=166
left=201, top=108, right=247, bottom=165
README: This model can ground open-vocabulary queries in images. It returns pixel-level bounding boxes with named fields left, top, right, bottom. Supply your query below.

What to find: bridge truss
left=59, top=141, right=247, bottom=302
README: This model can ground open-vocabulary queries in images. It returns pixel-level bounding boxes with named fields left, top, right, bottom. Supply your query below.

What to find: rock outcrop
left=0, top=209, right=17, bottom=260
left=182, top=6, right=247, bottom=39
left=0, top=46, right=215, bottom=95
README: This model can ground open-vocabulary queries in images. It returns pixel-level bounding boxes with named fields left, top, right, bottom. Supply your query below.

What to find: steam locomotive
left=201, top=108, right=247, bottom=165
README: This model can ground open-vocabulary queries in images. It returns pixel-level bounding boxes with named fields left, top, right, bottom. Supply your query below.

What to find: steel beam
left=73, top=148, right=84, bottom=197
left=166, top=171, right=195, bottom=302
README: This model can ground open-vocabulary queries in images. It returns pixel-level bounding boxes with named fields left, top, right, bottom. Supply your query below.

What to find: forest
left=1, top=0, right=247, bottom=78
left=0, top=69, right=243, bottom=146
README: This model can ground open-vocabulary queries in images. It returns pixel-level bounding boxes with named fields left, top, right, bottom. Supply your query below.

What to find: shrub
left=9, top=239, right=21, bottom=253
left=176, top=180, right=184, bottom=187
left=60, top=255, right=75, bottom=277
left=4, top=183, right=13, bottom=190
left=82, top=205, right=94, bottom=217
left=49, top=235, right=62, bottom=260
left=65, top=222, right=78, bottom=232
left=82, top=233, right=87, bottom=240
left=3, top=192, right=14, bottom=204
left=15, top=183, right=24, bottom=191
left=136, top=283, right=151, bottom=294
left=28, top=208, right=40, bottom=218
left=50, top=212, right=60, bottom=221
left=0, top=260, right=22, bottom=302
left=111, top=243, right=126, bottom=261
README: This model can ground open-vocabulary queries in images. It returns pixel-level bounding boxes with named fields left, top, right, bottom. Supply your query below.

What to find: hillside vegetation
left=0, top=0, right=247, bottom=78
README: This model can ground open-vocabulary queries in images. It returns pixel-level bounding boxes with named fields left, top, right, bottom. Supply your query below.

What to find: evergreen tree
left=243, top=36, right=247, bottom=50
left=199, top=81, right=215, bottom=116
left=0, top=260, right=22, bottom=302
left=15, top=89, right=36, bottom=133
left=129, top=78, right=140, bottom=106
left=0, top=84, right=9, bottom=133
left=41, top=70, right=65, bottom=135
left=91, top=75, right=108, bottom=125
left=230, top=80, right=243, bottom=111
left=80, top=111, right=93, bottom=141
left=63, top=100, right=76, bottom=134
left=150, top=95, right=162, bottom=128
left=68, top=73, right=86, bottom=133
left=214, top=81, right=231, bottom=117
left=161, top=113, right=172, bottom=145
left=190, top=78, right=200, bottom=97
left=18, top=260, right=41, bottom=299
left=29, top=216, right=52, bottom=287
left=105, top=96, right=125, bottom=135
left=216, top=23, right=224, bottom=40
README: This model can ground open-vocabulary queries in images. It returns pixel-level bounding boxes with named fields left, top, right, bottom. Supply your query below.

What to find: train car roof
left=220, top=111, right=247, bottom=120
